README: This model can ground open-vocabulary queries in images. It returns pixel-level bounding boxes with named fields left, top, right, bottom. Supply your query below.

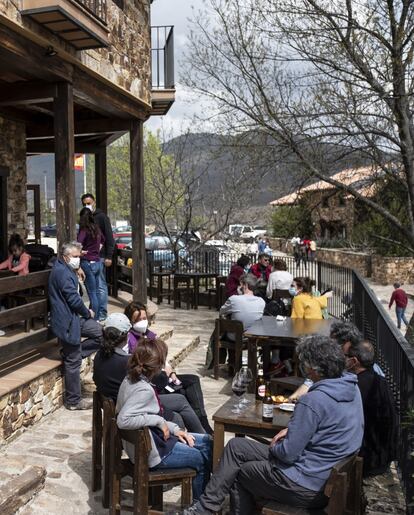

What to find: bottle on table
left=262, top=381, right=274, bottom=422
left=256, top=367, right=266, bottom=401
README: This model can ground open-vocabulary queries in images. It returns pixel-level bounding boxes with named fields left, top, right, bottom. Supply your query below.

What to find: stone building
left=0, top=0, right=174, bottom=440
left=270, top=167, right=377, bottom=239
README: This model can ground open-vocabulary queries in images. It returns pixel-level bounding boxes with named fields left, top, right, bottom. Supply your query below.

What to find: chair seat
left=149, top=467, right=196, bottom=483
left=262, top=501, right=327, bottom=515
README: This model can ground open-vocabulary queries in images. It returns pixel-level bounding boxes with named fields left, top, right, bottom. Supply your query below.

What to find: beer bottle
left=262, top=381, right=274, bottom=422
left=256, top=368, right=266, bottom=401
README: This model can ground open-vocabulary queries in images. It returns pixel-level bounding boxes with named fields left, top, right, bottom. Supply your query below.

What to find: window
left=322, top=196, right=329, bottom=208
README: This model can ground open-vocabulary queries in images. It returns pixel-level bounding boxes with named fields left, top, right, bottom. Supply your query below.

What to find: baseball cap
left=105, top=313, right=131, bottom=333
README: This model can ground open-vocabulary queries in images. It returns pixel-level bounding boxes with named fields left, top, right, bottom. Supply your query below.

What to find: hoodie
left=271, top=372, right=364, bottom=492
left=93, top=208, right=115, bottom=259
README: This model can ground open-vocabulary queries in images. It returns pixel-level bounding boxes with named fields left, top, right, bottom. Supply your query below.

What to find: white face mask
left=84, top=204, right=94, bottom=212
left=67, top=256, right=80, bottom=270
left=237, top=285, right=243, bottom=295
left=133, top=320, right=148, bottom=334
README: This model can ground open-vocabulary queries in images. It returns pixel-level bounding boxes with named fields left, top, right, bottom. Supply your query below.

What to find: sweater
left=93, top=208, right=115, bottom=259
left=116, top=376, right=180, bottom=467
left=225, top=264, right=245, bottom=298
left=266, top=270, right=293, bottom=299
left=0, top=252, right=31, bottom=275
left=291, top=293, right=327, bottom=319
left=271, top=372, right=364, bottom=492
left=389, top=288, right=408, bottom=309
left=77, top=228, right=105, bottom=262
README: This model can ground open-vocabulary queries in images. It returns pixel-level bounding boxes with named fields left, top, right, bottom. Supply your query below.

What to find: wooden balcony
left=21, top=0, right=109, bottom=50
left=151, top=26, right=175, bottom=115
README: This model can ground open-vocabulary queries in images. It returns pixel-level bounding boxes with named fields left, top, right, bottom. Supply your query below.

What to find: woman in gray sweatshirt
left=116, top=338, right=212, bottom=501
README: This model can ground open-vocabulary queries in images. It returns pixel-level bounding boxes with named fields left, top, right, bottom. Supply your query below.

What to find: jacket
left=249, top=262, right=271, bottom=281
left=225, top=264, right=245, bottom=298
left=48, top=258, right=91, bottom=344
left=0, top=252, right=31, bottom=275
left=93, top=208, right=115, bottom=260
left=389, top=288, right=408, bottom=309
left=116, top=376, right=180, bottom=467
left=291, top=293, right=327, bottom=319
left=271, top=372, right=364, bottom=492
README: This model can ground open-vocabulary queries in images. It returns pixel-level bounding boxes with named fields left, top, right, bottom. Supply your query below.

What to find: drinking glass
left=239, top=367, right=253, bottom=404
left=231, top=372, right=247, bottom=414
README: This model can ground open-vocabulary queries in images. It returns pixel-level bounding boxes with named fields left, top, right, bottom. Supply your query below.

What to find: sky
left=146, top=0, right=209, bottom=135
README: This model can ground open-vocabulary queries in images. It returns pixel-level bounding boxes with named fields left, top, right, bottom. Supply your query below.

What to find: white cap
left=105, top=313, right=132, bottom=333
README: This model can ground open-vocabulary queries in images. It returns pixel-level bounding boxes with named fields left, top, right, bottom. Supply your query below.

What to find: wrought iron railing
left=74, top=0, right=107, bottom=24
left=151, top=26, right=175, bottom=89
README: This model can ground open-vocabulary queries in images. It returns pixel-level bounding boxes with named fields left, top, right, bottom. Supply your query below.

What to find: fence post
left=317, top=260, right=322, bottom=292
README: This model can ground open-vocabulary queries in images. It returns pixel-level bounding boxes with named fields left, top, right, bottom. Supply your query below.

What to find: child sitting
left=0, top=234, right=31, bottom=276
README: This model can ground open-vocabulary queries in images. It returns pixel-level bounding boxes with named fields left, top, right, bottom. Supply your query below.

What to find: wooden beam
left=54, top=82, right=76, bottom=246
left=26, top=118, right=132, bottom=139
left=0, top=81, right=58, bottom=106
left=0, top=24, right=73, bottom=82
left=95, top=147, right=107, bottom=214
left=130, top=120, right=147, bottom=303
left=27, top=139, right=104, bottom=154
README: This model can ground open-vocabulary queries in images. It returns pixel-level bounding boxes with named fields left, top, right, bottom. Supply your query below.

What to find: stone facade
left=0, top=0, right=152, bottom=105
left=0, top=357, right=93, bottom=445
left=0, top=115, right=27, bottom=240
left=315, top=248, right=372, bottom=277
left=371, top=256, right=414, bottom=286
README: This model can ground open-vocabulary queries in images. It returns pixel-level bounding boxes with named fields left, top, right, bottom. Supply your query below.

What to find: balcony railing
left=151, top=26, right=175, bottom=89
left=74, top=0, right=107, bottom=25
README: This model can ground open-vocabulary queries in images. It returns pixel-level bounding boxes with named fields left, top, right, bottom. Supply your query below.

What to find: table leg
left=194, top=276, right=199, bottom=310
left=248, top=338, right=257, bottom=394
left=213, top=421, right=225, bottom=471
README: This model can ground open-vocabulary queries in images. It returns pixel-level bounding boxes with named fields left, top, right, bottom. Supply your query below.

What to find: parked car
left=41, top=224, right=79, bottom=238
left=115, top=236, right=132, bottom=249
left=240, top=226, right=267, bottom=243
left=113, top=226, right=132, bottom=238
left=145, top=235, right=188, bottom=271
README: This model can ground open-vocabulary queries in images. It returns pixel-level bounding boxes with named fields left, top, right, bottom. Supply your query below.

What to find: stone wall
left=371, top=256, right=414, bottom=286
left=0, top=357, right=92, bottom=445
left=0, top=116, right=27, bottom=239
left=316, top=248, right=372, bottom=277
left=0, top=0, right=152, bottom=105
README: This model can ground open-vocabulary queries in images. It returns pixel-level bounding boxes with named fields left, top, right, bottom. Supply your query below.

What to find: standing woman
left=77, top=207, right=105, bottom=319
left=117, top=339, right=212, bottom=501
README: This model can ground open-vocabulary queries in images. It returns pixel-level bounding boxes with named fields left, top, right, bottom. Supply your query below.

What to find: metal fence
left=353, top=272, right=414, bottom=512
left=75, top=0, right=107, bottom=23
left=151, top=26, right=175, bottom=89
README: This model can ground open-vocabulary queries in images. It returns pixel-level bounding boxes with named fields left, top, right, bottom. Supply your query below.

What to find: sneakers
left=183, top=502, right=213, bottom=515
left=65, top=398, right=93, bottom=410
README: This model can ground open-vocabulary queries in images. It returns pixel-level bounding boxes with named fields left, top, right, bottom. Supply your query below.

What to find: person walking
left=49, top=241, right=103, bottom=410
left=389, top=282, right=409, bottom=329
left=81, top=193, right=115, bottom=322
left=77, top=207, right=105, bottom=319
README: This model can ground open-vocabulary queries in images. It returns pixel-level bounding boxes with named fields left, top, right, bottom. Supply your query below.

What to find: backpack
left=26, top=244, right=55, bottom=272
left=264, top=299, right=288, bottom=317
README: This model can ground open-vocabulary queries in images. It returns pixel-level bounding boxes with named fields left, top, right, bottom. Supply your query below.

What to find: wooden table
left=174, top=272, right=218, bottom=309
left=212, top=394, right=292, bottom=469
left=245, top=317, right=336, bottom=392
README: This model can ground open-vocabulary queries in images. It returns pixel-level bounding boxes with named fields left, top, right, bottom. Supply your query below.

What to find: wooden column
left=130, top=119, right=147, bottom=303
left=54, top=82, right=75, bottom=247
left=95, top=147, right=108, bottom=213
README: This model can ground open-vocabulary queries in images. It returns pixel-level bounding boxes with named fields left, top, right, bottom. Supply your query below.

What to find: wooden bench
left=109, top=411, right=196, bottom=514
left=261, top=455, right=363, bottom=515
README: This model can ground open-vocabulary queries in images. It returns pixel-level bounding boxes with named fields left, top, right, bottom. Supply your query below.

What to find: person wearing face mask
left=290, top=277, right=332, bottom=320
left=225, top=255, right=251, bottom=298
left=80, top=193, right=115, bottom=322
left=124, top=301, right=214, bottom=434
left=48, top=241, right=103, bottom=410
left=0, top=233, right=31, bottom=276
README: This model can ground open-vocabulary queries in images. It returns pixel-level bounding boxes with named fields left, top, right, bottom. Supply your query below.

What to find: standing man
left=389, top=282, right=409, bottom=330
left=81, top=193, right=115, bottom=322
left=49, top=242, right=103, bottom=410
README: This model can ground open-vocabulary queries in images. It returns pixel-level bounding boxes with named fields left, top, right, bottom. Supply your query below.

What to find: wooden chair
left=91, top=392, right=116, bottom=508
left=270, top=376, right=304, bottom=395
left=214, top=318, right=245, bottom=380
left=173, top=275, right=193, bottom=309
left=109, top=418, right=196, bottom=515
left=261, top=455, right=363, bottom=515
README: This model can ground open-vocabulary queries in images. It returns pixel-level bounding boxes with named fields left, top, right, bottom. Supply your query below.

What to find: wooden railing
left=74, top=0, right=107, bottom=24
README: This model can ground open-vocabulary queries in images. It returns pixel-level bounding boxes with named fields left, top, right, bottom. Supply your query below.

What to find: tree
left=183, top=0, right=414, bottom=253
left=271, top=204, right=313, bottom=239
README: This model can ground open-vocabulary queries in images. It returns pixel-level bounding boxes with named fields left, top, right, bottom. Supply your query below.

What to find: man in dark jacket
left=249, top=253, right=272, bottom=281
left=49, top=241, right=103, bottom=410
left=81, top=193, right=115, bottom=322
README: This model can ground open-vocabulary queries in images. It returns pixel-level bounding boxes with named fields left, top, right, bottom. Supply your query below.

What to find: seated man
left=249, top=253, right=272, bottom=282
left=186, top=335, right=364, bottom=514
left=219, top=273, right=265, bottom=337
left=347, top=341, right=397, bottom=476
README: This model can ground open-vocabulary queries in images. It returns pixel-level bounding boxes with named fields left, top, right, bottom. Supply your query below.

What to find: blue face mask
left=289, top=287, right=297, bottom=297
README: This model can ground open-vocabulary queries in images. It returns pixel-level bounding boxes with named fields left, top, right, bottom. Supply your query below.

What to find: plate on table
left=278, top=403, right=295, bottom=412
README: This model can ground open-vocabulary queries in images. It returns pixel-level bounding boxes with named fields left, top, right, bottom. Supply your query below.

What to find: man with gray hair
left=49, top=241, right=103, bottom=410
left=185, top=335, right=364, bottom=515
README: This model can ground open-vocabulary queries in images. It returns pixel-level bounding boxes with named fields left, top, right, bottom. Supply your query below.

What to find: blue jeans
left=96, top=258, right=108, bottom=321
left=396, top=306, right=409, bottom=328
left=81, top=260, right=101, bottom=319
left=154, top=433, right=212, bottom=500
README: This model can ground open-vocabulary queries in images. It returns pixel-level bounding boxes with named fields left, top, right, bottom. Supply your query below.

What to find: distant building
left=270, top=167, right=379, bottom=239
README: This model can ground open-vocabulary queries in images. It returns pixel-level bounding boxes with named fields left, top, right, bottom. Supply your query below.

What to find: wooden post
left=130, top=120, right=147, bottom=303
left=54, top=82, right=75, bottom=247
left=95, top=147, right=108, bottom=214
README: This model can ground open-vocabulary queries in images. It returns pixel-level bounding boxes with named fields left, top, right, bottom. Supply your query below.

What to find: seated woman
left=116, top=339, right=212, bottom=501
left=290, top=277, right=332, bottom=319
left=0, top=234, right=31, bottom=276
left=125, top=301, right=213, bottom=434
left=266, top=259, right=293, bottom=299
